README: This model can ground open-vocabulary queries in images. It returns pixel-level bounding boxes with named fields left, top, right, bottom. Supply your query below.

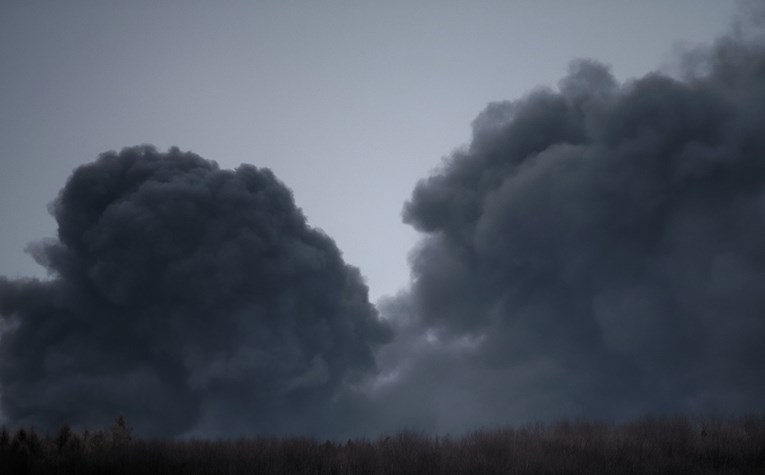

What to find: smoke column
left=0, top=146, right=390, bottom=436
left=371, top=10, right=765, bottom=433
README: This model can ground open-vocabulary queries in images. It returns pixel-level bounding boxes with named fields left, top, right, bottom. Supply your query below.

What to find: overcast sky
left=0, top=1, right=737, bottom=302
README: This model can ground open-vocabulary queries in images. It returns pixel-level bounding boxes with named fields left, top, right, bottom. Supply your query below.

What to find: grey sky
left=0, top=1, right=737, bottom=301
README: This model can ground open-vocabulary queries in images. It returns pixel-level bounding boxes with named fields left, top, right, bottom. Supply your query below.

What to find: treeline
left=1, top=414, right=764, bottom=474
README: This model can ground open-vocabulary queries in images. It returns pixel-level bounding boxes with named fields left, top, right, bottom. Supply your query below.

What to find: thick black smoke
left=372, top=13, right=765, bottom=433
left=0, top=146, right=390, bottom=436
left=3, top=8, right=765, bottom=441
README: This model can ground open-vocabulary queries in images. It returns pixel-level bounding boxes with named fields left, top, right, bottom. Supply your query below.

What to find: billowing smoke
left=371, top=13, right=765, bottom=433
left=2, top=7, right=765, bottom=441
left=0, top=146, right=390, bottom=436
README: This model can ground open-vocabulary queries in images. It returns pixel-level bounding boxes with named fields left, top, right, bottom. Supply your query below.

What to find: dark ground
left=2, top=414, right=763, bottom=474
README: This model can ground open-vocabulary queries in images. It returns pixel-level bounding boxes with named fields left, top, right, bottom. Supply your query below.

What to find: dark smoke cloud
left=0, top=146, right=390, bottom=436
left=3, top=7, right=765, bottom=441
left=374, top=13, right=765, bottom=433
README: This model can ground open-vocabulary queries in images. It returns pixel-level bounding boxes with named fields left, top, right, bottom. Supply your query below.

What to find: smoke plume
left=0, top=146, right=390, bottom=436
left=372, top=12, right=765, bottom=433
left=2, top=5, right=765, bottom=439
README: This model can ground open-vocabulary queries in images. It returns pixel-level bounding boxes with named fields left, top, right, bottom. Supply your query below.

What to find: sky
left=3, top=0, right=765, bottom=439
left=0, top=1, right=737, bottom=302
